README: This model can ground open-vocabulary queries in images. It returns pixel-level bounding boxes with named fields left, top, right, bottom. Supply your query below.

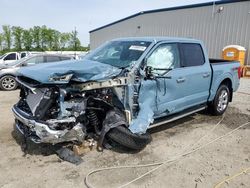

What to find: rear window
left=21, top=53, right=27, bottom=58
left=180, top=43, right=205, bottom=67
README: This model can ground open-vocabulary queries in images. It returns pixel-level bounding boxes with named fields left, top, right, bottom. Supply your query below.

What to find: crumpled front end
left=13, top=105, right=85, bottom=144
left=13, top=76, right=130, bottom=145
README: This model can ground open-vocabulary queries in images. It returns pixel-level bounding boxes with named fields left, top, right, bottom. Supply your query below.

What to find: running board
left=149, top=105, right=207, bottom=129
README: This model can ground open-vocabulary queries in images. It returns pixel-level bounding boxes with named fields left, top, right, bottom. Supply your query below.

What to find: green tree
left=0, top=33, right=3, bottom=51
left=22, top=29, right=33, bottom=50
left=46, top=28, right=56, bottom=50
left=59, top=32, right=71, bottom=49
left=52, top=30, right=60, bottom=50
left=2, top=25, right=12, bottom=50
left=32, top=26, right=41, bottom=50
left=40, top=25, right=50, bottom=50
left=0, top=24, right=87, bottom=54
left=12, top=26, right=23, bottom=50
left=69, top=29, right=81, bottom=50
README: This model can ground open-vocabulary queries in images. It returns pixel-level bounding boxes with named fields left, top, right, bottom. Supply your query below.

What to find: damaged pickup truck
left=12, top=37, right=241, bottom=151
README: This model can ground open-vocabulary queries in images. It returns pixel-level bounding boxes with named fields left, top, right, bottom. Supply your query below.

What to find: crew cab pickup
left=12, top=37, right=240, bottom=151
left=0, top=52, right=30, bottom=64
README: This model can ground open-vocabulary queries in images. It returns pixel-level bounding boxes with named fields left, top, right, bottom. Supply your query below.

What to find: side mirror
left=145, top=66, right=155, bottom=79
left=145, top=66, right=172, bottom=79
left=21, top=63, right=27, bottom=67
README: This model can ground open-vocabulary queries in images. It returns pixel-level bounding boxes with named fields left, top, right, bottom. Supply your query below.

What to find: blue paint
left=17, top=59, right=122, bottom=84
left=16, top=37, right=240, bottom=134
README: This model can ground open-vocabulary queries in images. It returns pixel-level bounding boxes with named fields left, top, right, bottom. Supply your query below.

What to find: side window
left=146, top=43, right=179, bottom=74
left=46, top=56, right=60, bottom=62
left=4, top=53, right=17, bottom=61
left=35, top=56, right=44, bottom=64
left=60, top=56, right=71, bottom=61
left=180, top=43, right=205, bottom=67
left=25, top=56, right=44, bottom=65
left=21, top=53, right=26, bottom=58
left=25, top=57, right=37, bottom=65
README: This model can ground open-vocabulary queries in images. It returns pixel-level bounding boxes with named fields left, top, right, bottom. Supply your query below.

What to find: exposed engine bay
left=14, top=76, right=132, bottom=147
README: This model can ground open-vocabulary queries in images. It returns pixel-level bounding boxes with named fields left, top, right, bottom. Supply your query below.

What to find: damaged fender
left=129, top=80, right=156, bottom=134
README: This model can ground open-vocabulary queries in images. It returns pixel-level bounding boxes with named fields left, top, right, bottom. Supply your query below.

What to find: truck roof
left=111, top=37, right=202, bottom=44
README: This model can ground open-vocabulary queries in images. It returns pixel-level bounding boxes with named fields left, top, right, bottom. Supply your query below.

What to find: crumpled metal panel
left=129, top=80, right=157, bottom=134
left=17, top=59, right=122, bottom=84
left=26, top=88, right=46, bottom=114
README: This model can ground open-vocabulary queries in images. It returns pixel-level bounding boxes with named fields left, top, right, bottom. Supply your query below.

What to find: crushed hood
left=17, top=59, right=122, bottom=84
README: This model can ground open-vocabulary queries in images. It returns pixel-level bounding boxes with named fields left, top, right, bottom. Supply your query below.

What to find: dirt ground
left=0, top=79, right=250, bottom=188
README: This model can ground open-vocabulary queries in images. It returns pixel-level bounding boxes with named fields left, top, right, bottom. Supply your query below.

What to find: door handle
left=177, top=77, right=186, bottom=83
left=203, top=72, right=210, bottom=78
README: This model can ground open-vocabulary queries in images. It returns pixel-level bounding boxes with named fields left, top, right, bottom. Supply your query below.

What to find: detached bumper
left=12, top=105, right=85, bottom=144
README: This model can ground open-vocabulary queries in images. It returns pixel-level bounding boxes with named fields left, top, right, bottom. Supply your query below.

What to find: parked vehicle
left=0, top=54, right=73, bottom=90
left=12, top=37, right=240, bottom=151
left=0, top=52, right=31, bottom=64
left=0, top=52, right=21, bottom=64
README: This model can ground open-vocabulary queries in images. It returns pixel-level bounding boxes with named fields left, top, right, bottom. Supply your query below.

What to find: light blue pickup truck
left=12, top=37, right=241, bottom=151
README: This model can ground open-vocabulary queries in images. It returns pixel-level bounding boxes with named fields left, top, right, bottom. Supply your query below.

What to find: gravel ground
left=0, top=79, right=249, bottom=188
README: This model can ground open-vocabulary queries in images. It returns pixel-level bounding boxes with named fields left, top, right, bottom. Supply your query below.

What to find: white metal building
left=89, top=0, right=250, bottom=65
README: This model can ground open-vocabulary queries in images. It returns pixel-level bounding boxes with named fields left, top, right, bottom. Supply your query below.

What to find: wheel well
left=0, top=74, right=16, bottom=79
left=220, top=78, right=233, bottom=102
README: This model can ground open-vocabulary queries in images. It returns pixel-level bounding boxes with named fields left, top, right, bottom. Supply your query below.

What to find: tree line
left=0, top=25, right=89, bottom=54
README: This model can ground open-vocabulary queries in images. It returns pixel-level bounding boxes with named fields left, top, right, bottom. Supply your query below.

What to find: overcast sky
left=0, top=0, right=213, bottom=46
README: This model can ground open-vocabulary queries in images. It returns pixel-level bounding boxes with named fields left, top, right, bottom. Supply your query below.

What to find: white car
left=0, top=52, right=30, bottom=64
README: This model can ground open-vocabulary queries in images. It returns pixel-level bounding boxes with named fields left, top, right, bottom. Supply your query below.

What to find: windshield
left=85, top=41, right=151, bottom=68
left=0, top=55, right=4, bottom=59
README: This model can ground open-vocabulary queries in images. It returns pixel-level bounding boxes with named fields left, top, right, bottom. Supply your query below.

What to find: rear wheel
left=106, top=125, right=152, bottom=151
left=209, top=84, right=230, bottom=116
left=0, top=75, right=18, bottom=91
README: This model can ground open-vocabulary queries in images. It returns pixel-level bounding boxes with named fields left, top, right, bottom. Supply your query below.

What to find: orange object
left=222, top=45, right=246, bottom=67
left=72, top=139, right=96, bottom=156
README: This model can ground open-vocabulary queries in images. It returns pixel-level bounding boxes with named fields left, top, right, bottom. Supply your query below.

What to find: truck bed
left=209, top=58, right=236, bottom=64
left=208, top=59, right=240, bottom=102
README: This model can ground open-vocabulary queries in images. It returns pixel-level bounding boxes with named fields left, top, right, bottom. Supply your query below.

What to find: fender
left=0, top=73, right=17, bottom=79
left=208, top=72, right=233, bottom=102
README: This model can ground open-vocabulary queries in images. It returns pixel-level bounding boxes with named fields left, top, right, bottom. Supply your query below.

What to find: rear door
left=177, top=43, right=211, bottom=108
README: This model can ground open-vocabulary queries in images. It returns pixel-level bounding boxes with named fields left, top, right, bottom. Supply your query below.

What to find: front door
left=144, top=42, right=185, bottom=117
left=3, top=53, right=18, bottom=64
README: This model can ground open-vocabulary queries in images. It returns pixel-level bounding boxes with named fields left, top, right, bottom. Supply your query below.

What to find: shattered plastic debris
left=55, top=147, right=83, bottom=165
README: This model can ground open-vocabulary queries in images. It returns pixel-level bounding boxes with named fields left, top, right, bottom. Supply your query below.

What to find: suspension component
left=86, top=110, right=101, bottom=135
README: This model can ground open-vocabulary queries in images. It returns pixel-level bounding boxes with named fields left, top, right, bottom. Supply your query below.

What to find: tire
left=0, top=75, right=18, bottom=91
left=209, top=84, right=230, bottom=116
left=106, top=125, right=152, bottom=151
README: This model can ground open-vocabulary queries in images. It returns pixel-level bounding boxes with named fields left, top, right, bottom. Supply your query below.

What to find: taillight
left=237, top=67, right=242, bottom=79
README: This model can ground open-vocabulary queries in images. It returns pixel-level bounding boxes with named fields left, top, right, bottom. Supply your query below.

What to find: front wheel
left=208, top=84, right=230, bottom=116
left=106, top=125, right=152, bottom=151
left=0, top=75, right=18, bottom=91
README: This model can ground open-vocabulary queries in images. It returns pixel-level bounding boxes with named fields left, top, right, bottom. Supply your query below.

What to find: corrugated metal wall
left=90, top=1, right=250, bottom=65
